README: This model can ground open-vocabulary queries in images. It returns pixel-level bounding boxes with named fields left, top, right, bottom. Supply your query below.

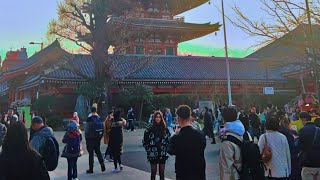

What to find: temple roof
left=43, top=54, right=285, bottom=82
left=112, top=18, right=220, bottom=42
left=247, top=24, right=320, bottom=66
left=168, top=0, right=209, bottom=15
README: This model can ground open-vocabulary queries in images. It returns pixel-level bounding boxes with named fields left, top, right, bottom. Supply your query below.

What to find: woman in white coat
left=258, top=116, right=291, bottom=179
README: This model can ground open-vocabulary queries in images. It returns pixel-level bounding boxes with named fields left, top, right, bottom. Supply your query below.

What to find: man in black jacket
left=201, top=107, right=216, bottom=144
left=85, top=107, right=105, bottom=174
left=168, top=105, right=206, bottom=180
left=299, top=112, right=320, bottom=179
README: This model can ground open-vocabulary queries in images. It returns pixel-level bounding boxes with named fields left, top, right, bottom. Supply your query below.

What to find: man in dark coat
left=202, top=107, right=216, bottom=144
left=85, top=107, right=105, bottom=174
left=249, top=107, right=260, bottom=141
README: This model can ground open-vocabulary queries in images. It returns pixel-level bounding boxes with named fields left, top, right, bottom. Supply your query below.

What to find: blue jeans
left=67, top=157, right=78, bottom=180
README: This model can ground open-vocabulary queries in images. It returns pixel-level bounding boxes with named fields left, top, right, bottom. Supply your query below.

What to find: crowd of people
left=0, top=103, right=319, bottom=180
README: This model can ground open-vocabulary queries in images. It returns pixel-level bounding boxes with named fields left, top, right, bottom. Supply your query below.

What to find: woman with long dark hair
left=109, top=108, right=127, bottom=172
left=143, top=111, right=171, bottom=180
left=0, top=121, right=50, bottom=180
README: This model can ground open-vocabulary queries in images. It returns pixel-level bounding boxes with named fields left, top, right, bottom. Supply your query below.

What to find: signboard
left=263, top=87, right=274, bottom=95
left=17, top=106, right=31, bottom=128
left=199, top=101, right=214, bottom=112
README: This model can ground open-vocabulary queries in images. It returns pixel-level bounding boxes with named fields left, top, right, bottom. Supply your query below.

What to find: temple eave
left=168, top=0, right=209, bottom=15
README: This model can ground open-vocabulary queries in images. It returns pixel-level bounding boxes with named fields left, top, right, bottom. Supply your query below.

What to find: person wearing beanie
left=62, top=121, right=83, bottom=180
left=29, top=116, right=54, bottom=156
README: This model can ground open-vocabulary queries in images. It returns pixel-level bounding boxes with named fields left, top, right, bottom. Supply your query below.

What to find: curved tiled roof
left=113, top=18, right=220, bottom=31
left=44, top=55, right=285, bottom=82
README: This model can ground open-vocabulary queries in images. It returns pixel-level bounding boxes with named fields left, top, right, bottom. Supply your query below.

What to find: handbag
left=262, top=134, right=272, bottom=163
left=61, top=144, right=84, bottom=158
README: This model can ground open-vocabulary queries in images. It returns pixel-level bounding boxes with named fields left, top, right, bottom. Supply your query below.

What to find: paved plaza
left=50, top=129, right=220, bottom=180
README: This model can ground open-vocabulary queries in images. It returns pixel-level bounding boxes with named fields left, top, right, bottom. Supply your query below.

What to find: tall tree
left=48, top=0, right=149, bottom=117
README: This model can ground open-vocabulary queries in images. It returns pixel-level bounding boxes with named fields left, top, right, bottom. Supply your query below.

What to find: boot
left=101, top=164, right=106, bottom=172
left=86, top=168, right=93, bottom=174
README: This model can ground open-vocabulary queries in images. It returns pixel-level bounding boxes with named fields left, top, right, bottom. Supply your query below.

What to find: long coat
left=104, top=117, right=113, bottom=144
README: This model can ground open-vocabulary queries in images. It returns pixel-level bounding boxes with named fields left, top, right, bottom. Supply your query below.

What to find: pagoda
left=113, top=0, right=220, bottom=55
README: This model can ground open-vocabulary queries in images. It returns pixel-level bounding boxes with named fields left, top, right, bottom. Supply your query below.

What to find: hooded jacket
left=219, top=120, right=245, bottom=180
left=30, top=126, right=54, bottom=156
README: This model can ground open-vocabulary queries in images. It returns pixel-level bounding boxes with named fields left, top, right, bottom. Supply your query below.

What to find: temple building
left=113, top=0, right=220, bottom=55
left=0, top=1, right=308, bottom=116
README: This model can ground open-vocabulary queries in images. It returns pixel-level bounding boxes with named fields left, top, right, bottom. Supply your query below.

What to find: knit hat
left=67, top=122, right=78, bottom=132
left=32, top=116, right=43, bottom=124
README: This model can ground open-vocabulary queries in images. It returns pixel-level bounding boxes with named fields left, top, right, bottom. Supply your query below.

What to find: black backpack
left=42, top=136, right=60, bottom=171
left=86, top=116, right=104, bottom=138
left=224, top=133, right=265, bottom=180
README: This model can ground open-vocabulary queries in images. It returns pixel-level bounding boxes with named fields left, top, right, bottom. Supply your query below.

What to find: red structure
left=114, top=0, right=220, bottom=55
left=1, top=48, right=27, bottom=71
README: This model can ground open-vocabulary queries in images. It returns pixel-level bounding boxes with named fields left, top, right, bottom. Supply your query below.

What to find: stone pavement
left=49, top=129, right=220, bottom=180
left=50, top=154, right=172, bottom=180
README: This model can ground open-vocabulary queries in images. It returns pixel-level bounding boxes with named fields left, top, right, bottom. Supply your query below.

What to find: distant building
left=2, top=48, right=27, bottom=71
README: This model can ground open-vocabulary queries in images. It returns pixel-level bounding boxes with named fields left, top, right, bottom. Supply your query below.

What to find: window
left=166, top=48, right=174, bottom=55
left=136, top=46, right=144, bottom=54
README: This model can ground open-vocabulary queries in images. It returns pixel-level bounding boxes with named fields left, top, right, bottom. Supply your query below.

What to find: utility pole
left=305, top=0, right=319, bottom=100
left=221, top=0, right=233, bottom=106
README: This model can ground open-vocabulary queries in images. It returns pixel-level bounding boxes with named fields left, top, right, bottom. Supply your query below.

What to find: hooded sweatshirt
left=219, top=120, right=245, bottom=180
left=30, top=126, right=54, bottom=156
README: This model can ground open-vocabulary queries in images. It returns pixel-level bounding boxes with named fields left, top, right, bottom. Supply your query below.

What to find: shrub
left=47, top=114, right=64, bottom=130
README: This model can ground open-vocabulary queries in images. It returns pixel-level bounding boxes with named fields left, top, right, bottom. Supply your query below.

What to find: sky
left=0, top=0, right=269, bottom=59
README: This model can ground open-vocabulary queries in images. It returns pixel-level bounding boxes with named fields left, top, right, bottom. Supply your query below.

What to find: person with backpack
left=219, top=107, right=264, bottom=180
left=298, top=112, right=320, bottom=180
left=61, top=122, right=83, bottom=180
left=85, top=106, right=105, bottom=174
left=30, top=116, right=59, bottom=172
left=219, top=107, right=245, bottom=180
left=259, top=116, right=291, bottom=179
left=0, top=121, right=50, bottom=180
left=109, top=108, right=127, bottom=172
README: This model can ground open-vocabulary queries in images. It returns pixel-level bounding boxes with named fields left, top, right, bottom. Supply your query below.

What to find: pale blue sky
left=0, top=0, right=267, bottom=59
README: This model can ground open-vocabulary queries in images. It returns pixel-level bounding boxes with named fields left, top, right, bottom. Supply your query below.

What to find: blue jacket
left=30, top=126, right=54, bottom=156
left=166, top=112, right=173, bottom=127
left=298, top=122, right=320, bottom=167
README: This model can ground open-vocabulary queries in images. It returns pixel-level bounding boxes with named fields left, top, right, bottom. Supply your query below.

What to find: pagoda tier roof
left=168, top=0, right=210, bottom=15
left=112, top=18, right=220, bottom=41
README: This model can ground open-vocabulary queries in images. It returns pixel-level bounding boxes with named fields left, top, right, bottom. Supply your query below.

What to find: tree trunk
left=139, top=99, right=144, bottom=121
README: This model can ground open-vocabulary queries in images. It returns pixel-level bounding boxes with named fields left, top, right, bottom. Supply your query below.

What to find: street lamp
left=221, top=0, right=233, bottom=106
left=29, top=42, right=44, bottom=50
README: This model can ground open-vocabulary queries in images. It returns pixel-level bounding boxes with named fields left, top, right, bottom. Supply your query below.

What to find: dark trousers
left=127, top=120, right=134, bottom=131
left=67, top=157, right=78, bottom=180
left=86, top=138, right=104, bottom=169
left=203, top=126, right=215, bottom=143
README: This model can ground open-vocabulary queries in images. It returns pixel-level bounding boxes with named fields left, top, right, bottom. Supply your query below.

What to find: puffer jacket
left=62, top=128, right=82, bottom=158
left=30, top=126, right=54, bottom=156
left=219, top=120, right=245, bottom=180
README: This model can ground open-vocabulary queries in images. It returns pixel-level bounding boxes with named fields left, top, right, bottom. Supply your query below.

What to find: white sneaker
left=112, top=168, right=120, bottom=173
